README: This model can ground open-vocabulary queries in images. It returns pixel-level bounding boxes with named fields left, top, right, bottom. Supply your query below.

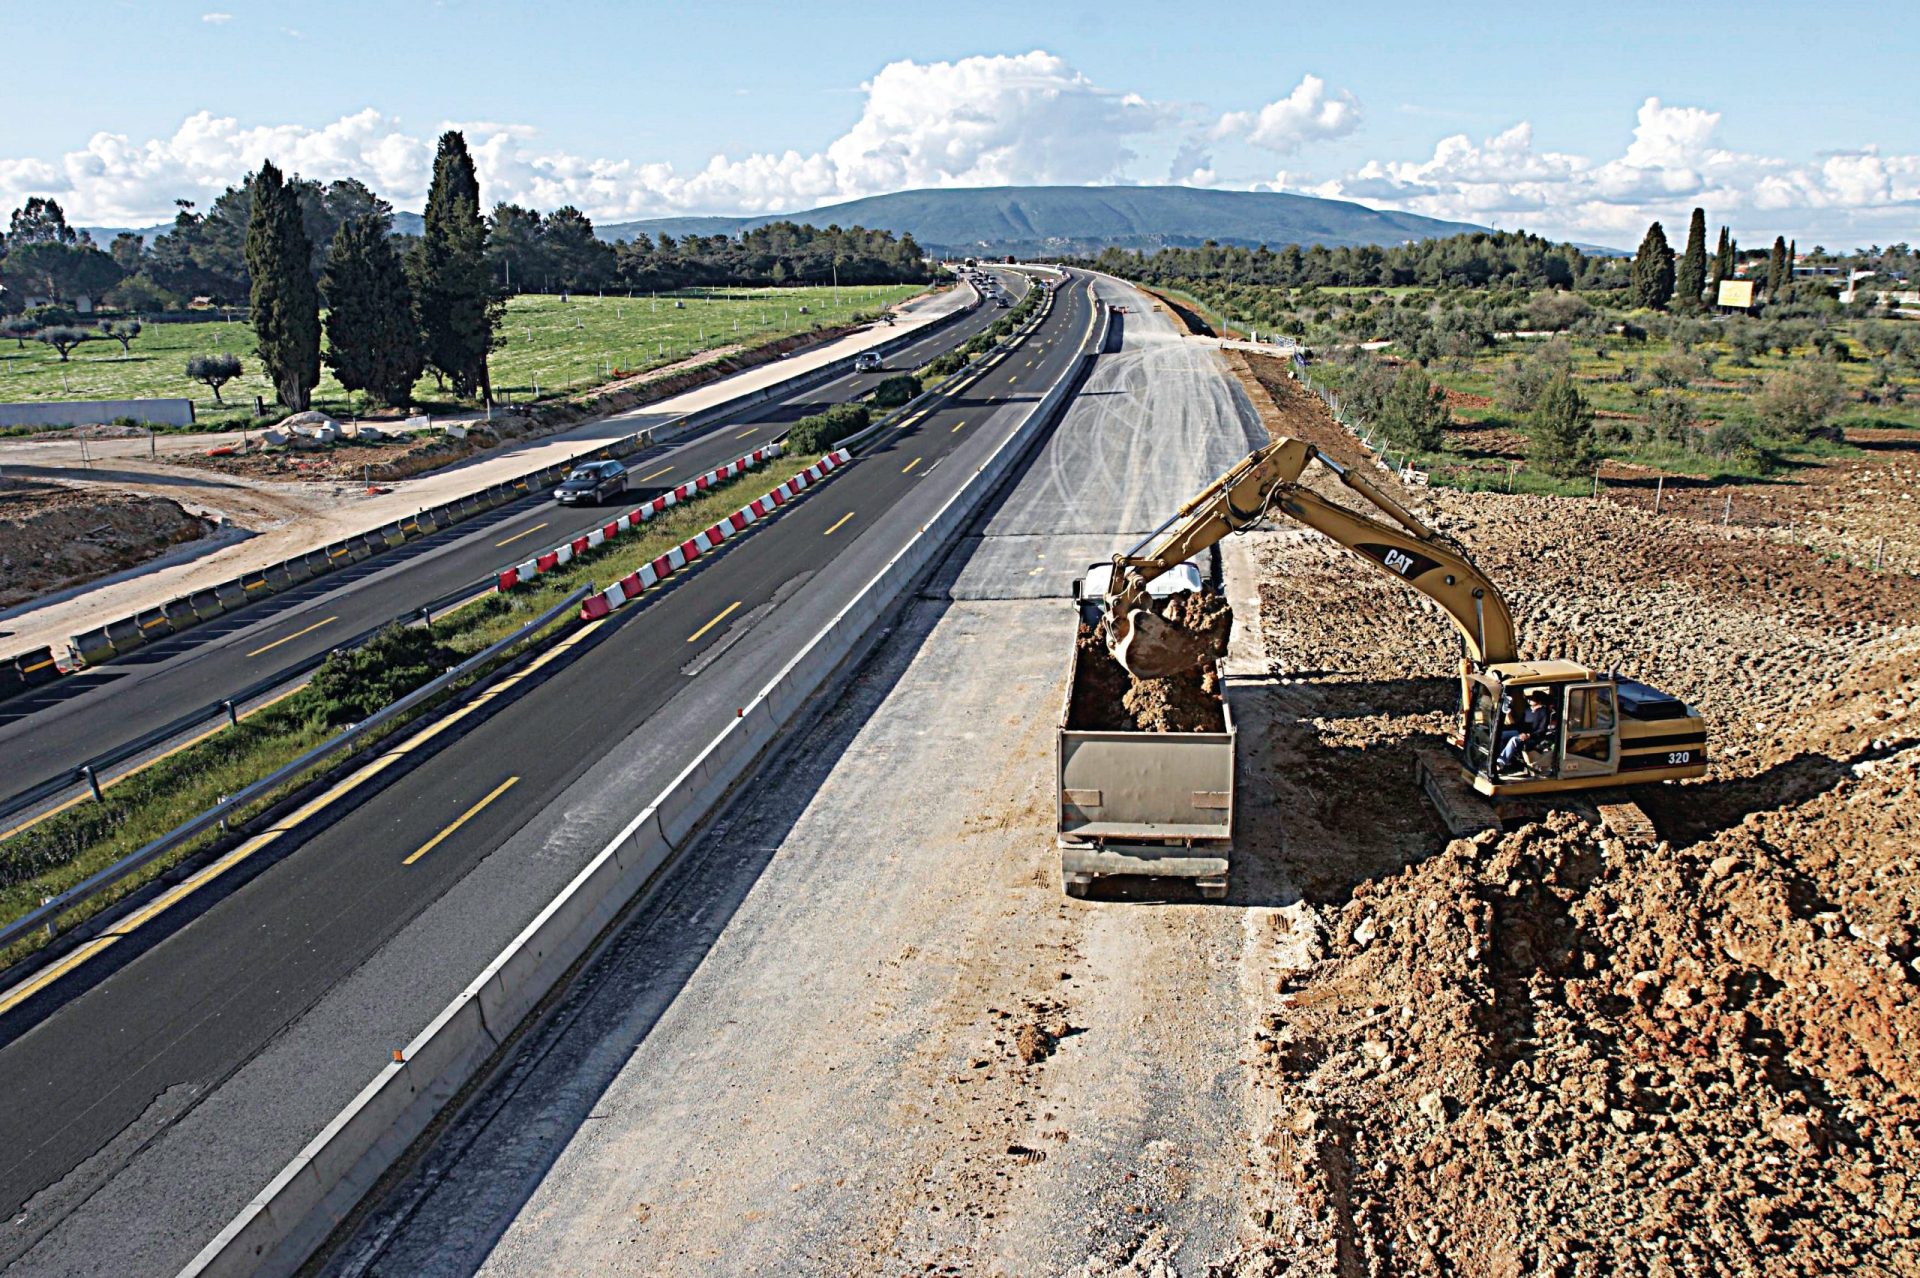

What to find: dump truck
left=1057, top=562, right=1234, bottom=899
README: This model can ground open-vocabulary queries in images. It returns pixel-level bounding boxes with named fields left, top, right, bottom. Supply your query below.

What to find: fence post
left=81, top=765, right=103, bottom=802
left=223, top=700, right=239, bottom=728
left=1875, top=536, right=1885, bottom=570
left=1722, top=493, right=1732, bottom=527
left=1654, top=474, right=1664, bottom=515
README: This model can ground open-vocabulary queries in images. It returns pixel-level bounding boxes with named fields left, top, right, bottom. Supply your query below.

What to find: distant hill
left=597, top=185, right=1488, bottom=256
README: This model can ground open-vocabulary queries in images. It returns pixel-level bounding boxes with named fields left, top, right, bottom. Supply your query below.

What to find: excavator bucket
left=1110, top=607, right=1213, bottom=679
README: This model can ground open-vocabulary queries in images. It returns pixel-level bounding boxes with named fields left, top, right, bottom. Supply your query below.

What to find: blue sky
left=5, top=0, right=1916, bottom=247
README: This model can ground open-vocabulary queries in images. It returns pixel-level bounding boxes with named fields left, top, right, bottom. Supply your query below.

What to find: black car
left=554, top=460, right=629, bottom=505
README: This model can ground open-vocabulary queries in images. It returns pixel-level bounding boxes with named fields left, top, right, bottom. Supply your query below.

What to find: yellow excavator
left=1104, top=437, right=1708, bottom=833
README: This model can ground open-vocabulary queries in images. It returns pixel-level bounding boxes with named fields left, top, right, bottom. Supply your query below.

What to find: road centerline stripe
left=687, top=601, right=742, bottom=644
left=404, top=777, right=521, bottom=866
left=494, top=521, right=550, bottom=548
left=246, top=616, right=336, bottom=658
left=902, top=457, right=922, bottom=475
left=637, top=465, right=675, bottom=482
left=823, top=511, right=855, bottom=536
left=735, top=427, right=758, bottom=439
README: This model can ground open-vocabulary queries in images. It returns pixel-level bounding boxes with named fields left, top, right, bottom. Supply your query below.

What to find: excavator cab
left=1457, top=663, right=1705, bottom=798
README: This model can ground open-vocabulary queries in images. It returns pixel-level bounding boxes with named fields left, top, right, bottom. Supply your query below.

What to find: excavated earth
left=1071, top=590, right=1233, bottom=734
left=0, top=479, right=210, bottom=609
left=1217, top=353, right=1919, bottom=1276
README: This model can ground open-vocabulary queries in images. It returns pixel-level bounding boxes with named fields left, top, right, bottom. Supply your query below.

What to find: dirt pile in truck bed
left=1069, top=590, right=1232, bottom=733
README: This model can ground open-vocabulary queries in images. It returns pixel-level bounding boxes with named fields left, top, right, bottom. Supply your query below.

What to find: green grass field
left=0, top=284, right=923, bottom=431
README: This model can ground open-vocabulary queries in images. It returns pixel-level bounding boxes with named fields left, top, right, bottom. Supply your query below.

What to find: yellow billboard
left=1717, top=279, right=1755, bottom=309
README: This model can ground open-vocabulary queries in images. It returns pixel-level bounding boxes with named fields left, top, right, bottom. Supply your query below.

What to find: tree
left=1675, top=208, right=1708, bottom=311
left=1631, top=221, right=1676, bottom=311
left=1375, top=364, right=1450, bottom=452
left=1767, top=237, right=1789, bottom=296
left=38, top=325, right=91, bottom=361
left=542, top=206, right=615, bottom=291
left=186, top=352, right=244, bottom=403
left=485, top=202, right=547, bottom=293
left=100, top=319, right=141, bottom=354
left=322, top=213, right=425, bottom=408
left=245, top=160, right=321, bottom=411
left=8, top=197, right=80, bottom=245
left=104, top=273, right=182, bottom=312
left=410, top=131, right=500, bottom=399
left=1710, top=226, right=1735, bottom=293
left=2, top=315, right=40, bottom=348
left=1528, top=372, right=1597, bottom=478
left=109, top=231, right=146, bottom=274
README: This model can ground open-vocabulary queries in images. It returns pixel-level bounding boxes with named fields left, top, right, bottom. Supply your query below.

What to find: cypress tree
left=411, top=131, right=500, bottom=400
left=1528, top=371, right=1597, bottom=479
left=323, top=213, right=424, bottom=408
left=1675, top=208, right=1708, bottom=311
left=245, top=160, right=320, bottom=411
left=1631, top=221, right=1676, bottom=311
left=1767, top=237, right=1789, bottom=296
left=1710, top=226, right=1735, bottom=293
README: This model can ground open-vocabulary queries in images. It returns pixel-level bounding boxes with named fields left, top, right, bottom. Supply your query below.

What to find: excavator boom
left=1106, top=438, right=1517, bottom=676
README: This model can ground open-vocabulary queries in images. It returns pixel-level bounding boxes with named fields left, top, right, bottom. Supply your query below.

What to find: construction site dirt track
left=1220, top=351, right=1919, bottom=1276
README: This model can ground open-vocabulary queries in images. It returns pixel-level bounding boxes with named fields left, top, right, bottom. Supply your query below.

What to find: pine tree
left=245, top=161, right=320, bottom=411
left=1675, top=208, right=1708, bottom=311
left=1376, top=365, right=1450, bottom=452
left=1631, top=221, right=1676, bottom=311
left=1767, top=237, right=1789, bottom=296
left=1710, top=226, right=1735, bottom=293
left=322, top=213, right=424, bottom=408
left=1528, top=371, right=1597, bottom=479
left=410, top=131, right=500, bottom=400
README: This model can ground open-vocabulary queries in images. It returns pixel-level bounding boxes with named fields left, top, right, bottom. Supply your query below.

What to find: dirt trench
left=0, top=480, right=210, bottom=609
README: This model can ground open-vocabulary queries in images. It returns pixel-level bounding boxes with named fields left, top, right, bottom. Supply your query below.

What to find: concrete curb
left=177, top=277, right=1095, bottom=1278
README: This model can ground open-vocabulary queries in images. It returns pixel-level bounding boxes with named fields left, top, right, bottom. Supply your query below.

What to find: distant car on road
left=554, top=459, right=629, bottom=506
left=854, top=352, right=883, bottom=373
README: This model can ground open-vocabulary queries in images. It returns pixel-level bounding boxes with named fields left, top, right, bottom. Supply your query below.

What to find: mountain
left=595, top=185, right=1488, bottom=256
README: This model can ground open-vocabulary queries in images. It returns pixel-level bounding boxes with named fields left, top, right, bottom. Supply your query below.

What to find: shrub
left=787, top=401, right=870, bottom=453
left=871, top=374, right=919, bottom=409
left=294, top=624, right=460, bottom=727
left=1375, top=366, right=1450, bottom=452
left=1704, top=420, right=1772, bottom=471
left=1755, top=360, right=1846, bottom=442
left=1527, top=372, right=1597, bottom=479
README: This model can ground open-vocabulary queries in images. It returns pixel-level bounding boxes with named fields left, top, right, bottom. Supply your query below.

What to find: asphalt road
left=0, top=286, right=1012, bottom=810
left=0, top=270, right=1092, bottom=1276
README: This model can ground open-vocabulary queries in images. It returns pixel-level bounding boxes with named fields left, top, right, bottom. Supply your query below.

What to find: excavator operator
left=1497, top=689, right=1557, bottom=777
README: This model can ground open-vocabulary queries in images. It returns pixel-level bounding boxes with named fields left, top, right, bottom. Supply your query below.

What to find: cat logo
left=1383, top=548, right=1416, bottom=575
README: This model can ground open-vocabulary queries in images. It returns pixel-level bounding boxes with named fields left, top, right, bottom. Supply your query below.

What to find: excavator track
left=1415, top=749, right=1500, bottom=839
left=1594, top=800, right=1659, bottom=848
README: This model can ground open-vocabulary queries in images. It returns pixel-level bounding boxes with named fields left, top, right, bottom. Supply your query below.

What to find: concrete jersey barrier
left=179, top=282, right=1092, bottom=1278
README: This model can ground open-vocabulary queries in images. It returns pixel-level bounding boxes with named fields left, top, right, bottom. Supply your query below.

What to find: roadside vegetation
left=0, top=447, right=820, bottom=966
left=1086, top=224, right=1919, bottom=495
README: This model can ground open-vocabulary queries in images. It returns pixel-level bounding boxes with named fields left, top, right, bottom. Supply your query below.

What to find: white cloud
left=1212, top=75, right=1361, bottom=155
left=200, top=11, right=231, bottom=23
left=1315, top=96, right=1920, bottom=243
left=0, top=50, right=1162, bottom=226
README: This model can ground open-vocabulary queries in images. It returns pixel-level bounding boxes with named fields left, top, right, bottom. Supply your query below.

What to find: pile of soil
left=1068, top=590, right=1232, bottom=733
left=164, top=429, right=485, bottom=484
left=0, top=480, right=210, bottom=609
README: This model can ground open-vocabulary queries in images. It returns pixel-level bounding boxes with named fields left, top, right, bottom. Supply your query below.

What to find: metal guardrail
left=0, top=586, right=592, bottom=956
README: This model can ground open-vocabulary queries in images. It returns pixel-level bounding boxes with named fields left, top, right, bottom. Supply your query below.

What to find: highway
left=0, top=283, right=1012, bottom=821
left=0, top=269, right=1093, bottom=1276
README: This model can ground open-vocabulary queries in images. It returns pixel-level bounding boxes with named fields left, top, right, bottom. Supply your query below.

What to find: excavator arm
left=1106, top=437, right=1519, bottom=677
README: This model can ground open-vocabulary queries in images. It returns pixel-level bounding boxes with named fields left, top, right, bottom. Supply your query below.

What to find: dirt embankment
left=0, top=480, right=211, bottom=609
left=1219, top=348, right=1920, bottom=1275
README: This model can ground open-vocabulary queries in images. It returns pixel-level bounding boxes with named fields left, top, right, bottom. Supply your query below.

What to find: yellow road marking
left=823, top=511, right=855, bottom=536
left=0, top=683, right=313, bottom=843
left=687, top=601, right=742, bottom=643
left=897, top=411, right=927, bottom=431
left=0, top=618, right=607, bottom=1017
left=494, top=521, right=549, bottom=548
left=901, top=457, right=922, bottom=475
left=637, top=465, right=675, bottom=482
left=736, top=427, right=758, bottom=439
left=246, top=616, right=337, bottom=658
left=951, top=419, right=967, bottom=433
left=404, top=777, right=520, bottom=866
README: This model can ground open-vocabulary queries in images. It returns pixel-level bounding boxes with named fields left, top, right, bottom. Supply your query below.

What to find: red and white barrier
left=576, top=448, right=853, bottom=619
left=496, top=444, right=784, bottom=591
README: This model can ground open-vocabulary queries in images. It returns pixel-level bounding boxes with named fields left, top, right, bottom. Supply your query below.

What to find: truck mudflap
left=1059, top=841, right=1230, bottom=900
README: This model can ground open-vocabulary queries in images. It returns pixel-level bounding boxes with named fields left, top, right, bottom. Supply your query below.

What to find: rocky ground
left=1218, top=354, right=1919, bottom=1276
left=0, top=479, right=210, bottom=610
